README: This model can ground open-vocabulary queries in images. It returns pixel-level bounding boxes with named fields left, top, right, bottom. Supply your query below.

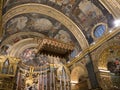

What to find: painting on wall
left=20, top=47, right=50, bottom=66
left=72, top=0, right=107, bottom=43
left=75, top=0, right=106, bottom=31
left=5, top=13, right=55, bottom=36
left=20, top=48, right=36, bottom=64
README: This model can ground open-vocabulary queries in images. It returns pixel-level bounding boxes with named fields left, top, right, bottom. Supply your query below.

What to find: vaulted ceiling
left=0, top=0, right=118, bottom=64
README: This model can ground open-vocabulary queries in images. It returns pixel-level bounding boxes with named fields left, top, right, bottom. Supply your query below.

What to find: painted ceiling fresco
left=0, top=0, right=114, bottom=63
left=1, top=13, right=81, bottom=62
left=2, top=0, right=111, bottom=44
left=20, top=47, right=49, bottom=66
left=5, top=13, right=79, bottom=44
left=75, top=0, right=106, bottom=31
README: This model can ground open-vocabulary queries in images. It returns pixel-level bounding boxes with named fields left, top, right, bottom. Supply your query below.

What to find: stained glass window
left=94, top=24, right=106, bottom=38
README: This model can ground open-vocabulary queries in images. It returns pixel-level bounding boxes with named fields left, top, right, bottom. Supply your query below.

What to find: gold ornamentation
left=0, top=55, right=20, bottom=77
left=35, top=38, right=74, bottom=56
left=67, top=28, right=120, bottom=67
left=98, top=45, right=120, bottom=70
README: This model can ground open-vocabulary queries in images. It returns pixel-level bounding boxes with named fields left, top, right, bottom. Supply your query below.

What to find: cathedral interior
left=0, top=0, right=120, bottom=90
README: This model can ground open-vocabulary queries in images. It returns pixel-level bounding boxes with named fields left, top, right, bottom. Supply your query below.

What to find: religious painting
left=33, top=18, right=53, bottom=31
left=76, top=0, right=105, bottom=30
left=54, top=30, right=72, bottom=43
left=72, top=0, right=107, bottom=43
left=5, top=14, right=54, bottom=35
left=20, top=48, right=37, bottom=66
left=5, top=16, right=28, bottom=35
left=20, top=48, right=50, bottom=66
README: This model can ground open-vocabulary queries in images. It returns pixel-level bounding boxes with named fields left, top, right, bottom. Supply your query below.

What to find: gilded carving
left=0, top=55, right=20, bottom=76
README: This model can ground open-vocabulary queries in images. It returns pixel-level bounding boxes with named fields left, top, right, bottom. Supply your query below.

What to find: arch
left=71, top=64, right=88, bottom=83
left=8, top=38, right=38, bottom=57
left=3, top=3, right=89, bottom=50
left=94, top=39, right=120, bottom=90
left=70, top=64, right=88, bottom=90
left=0, top=32, right=45, bottom=46
left=94, top=39, right=120, bottom=70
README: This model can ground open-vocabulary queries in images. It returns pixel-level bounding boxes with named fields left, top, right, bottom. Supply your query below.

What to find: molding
left=8, top=38, right=38, bottom=57
left=2, top=3, right=89, bottom=50
left=99, top=0, right=120, bottom=19
left=1, top=32, right=45, bottom=46
left=67, top=27, right=120, bottom=67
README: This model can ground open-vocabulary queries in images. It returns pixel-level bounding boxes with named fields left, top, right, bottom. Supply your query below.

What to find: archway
left=71, top=65, right=88, bottom=90
left=96, top=40, right=120, bottom=90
